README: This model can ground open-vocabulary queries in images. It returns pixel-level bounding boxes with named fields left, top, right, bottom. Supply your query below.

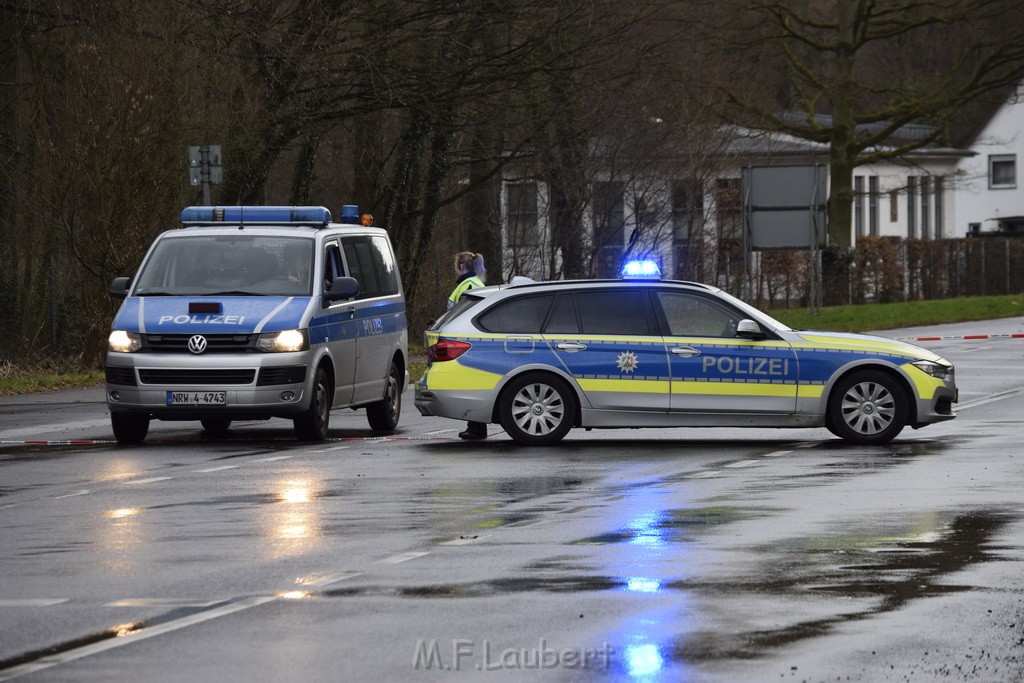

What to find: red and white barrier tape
left=893, top=333, right=1024, bottom=342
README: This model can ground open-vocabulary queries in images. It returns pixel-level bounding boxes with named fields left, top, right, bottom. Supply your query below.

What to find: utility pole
left=188, top=145, right=223, bottom=206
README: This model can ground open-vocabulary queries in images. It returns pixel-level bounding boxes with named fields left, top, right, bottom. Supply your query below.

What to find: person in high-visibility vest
left=448, top=251, right=488, bottom=440
left=447, top=251, right=486, bottom=309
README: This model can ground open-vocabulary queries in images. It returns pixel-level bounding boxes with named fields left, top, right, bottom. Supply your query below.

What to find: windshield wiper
left=137, top=291, right=175, bottom=296
left=205, top=290, right=269, bottom=296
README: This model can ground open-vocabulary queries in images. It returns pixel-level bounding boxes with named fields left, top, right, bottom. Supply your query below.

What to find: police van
left=106, top=205, right=407, bottom=445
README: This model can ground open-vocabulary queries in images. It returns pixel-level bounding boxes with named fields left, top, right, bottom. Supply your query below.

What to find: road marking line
left=105, top=599, right=224, bottom=607
left=424, top=428, right=457, bottom=435
left=126, top=477, right=173, bottom=485
left=0, top=419, right=110, bottom=440
left=763, top=450, right=792, bottom=458
left=795, top=442, right=818, bottom=448
left=0, top=596, right=277, bottom=681
left=194, top=465, right=239, bottom=473
left=312, top=445, right=351, bottom=453
left=957, top=388, right=1020, bottom=410
left=724, top=460, right=759, bottom=468
left=0, top=504, right=14, bottom=511
left=53, top=490, right=91, bottom=499
left=379, top=551, right=430, bottom=564
left=256, top=456, right=292, bottom=462
left=0, top=599, right=69, bottom=607
left=297, top=572, right=362, bottom=587
left=440, top=535, right=488, bottom=546
left=691, top=470, right=722, bottom=478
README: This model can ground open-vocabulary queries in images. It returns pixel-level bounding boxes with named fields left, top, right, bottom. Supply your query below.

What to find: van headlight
left=256, top=329, right=308, bottom=353
left=108, top=330, right=141, bottom=353
left=911, top=360, right=953, bottom=380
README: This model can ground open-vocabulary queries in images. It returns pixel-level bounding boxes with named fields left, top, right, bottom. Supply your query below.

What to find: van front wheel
left=294, top=367, right=331, bottom=441
left=366, top=360, right=402, bottom=432
left=112, top=412, right=150, bottom=445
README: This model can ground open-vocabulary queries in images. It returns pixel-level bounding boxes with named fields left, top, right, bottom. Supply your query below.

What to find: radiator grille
left=141, top=334, right=255, bottom=353
left=137, top=369, right=256, bottom=385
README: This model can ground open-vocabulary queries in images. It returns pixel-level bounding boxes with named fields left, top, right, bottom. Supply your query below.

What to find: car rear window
left=476, top=294, right=555, bottom=333
left=428, top=295, right=483, bottom=331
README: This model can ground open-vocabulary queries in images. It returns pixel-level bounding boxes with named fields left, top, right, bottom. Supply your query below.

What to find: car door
left=314, top=239, right=357, bottom=406
left=653, top=289, right=798, bottom=414
left=543, top=287, right=671, bottom=412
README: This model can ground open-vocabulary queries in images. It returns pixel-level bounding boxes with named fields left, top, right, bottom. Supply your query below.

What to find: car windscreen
left=132, top=234, right=315, bottom=296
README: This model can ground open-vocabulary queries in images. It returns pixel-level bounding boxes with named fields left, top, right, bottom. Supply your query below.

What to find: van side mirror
left=109, top=276, right=130, bottom=299
left=326, top=276, right=359, bottom=302
left=736, top=319, right=765, bottom=340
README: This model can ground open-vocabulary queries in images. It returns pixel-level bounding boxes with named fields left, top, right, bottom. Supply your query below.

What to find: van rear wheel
left=294, top=367, right=331, bottom=441
left=112, top=412, right=150, bottom=445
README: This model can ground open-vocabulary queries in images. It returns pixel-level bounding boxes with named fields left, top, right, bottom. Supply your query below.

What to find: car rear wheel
left=294, top=366, right=331, bottom=442
left=366, top=360, right=402, bottom=432
left=111, top=412, right=150, bottom=445
left=826, top=370, right=908, bottom=445
left=200, top=419, right=231, bottom=434
left=498, top=372, right=576, bottom=446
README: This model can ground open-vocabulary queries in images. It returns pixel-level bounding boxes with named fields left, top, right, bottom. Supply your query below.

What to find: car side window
left=543, top=293, right=579, bottom=334
left=575, top=289, right=651, bottom=335
left=655, top=291, right=741, bottom=337
left=477, top=294, right=554, bottom=333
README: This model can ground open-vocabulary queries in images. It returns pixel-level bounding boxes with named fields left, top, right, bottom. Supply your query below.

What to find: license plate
left=166, top=391, right=226, bottom=406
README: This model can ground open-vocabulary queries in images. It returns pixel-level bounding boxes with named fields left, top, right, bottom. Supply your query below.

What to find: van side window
left=324, top=243, right=343, bottom=291
left=342, top=235, right=399, bottom=299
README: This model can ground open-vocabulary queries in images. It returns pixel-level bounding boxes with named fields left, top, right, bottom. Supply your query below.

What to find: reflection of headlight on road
left=256, top=329, right=308, bottom=353
left=108, top=330, right=141, bottom=353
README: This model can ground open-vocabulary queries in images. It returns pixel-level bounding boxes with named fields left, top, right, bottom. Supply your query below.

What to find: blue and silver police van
left=106, top=205, right=408, bottom=444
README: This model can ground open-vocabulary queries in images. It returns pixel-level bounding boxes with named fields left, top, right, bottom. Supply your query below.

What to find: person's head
left=454, top=251, right=485, bottom=281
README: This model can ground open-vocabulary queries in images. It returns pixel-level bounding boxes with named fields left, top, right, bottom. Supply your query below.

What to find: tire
left=366, top=360, right=402, bottom=432
left=294, top=366, right=331, bottom=442
left=498, top=372, right=576, bottom=446
left=200, top=419, right=231, bottom=434
left=826, top=369, right=908, bottom=445
left=111, top=412, right=150, bottom=445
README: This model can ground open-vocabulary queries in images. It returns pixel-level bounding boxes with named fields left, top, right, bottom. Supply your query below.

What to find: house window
left=506, top=182, right=539, bottom=250
left=591, top=181, right=625, bottom=278
left=854, top=176, right=864, bottom=239
left=990, top=154, right=1017, bottom=189
left=889, top=190, right=899, bottom=223
left=907, top=176, right=917, bottom=238
left=868, top=176, right=879, bottom=236
left=920, top=176, right=931, bottom=240
left=934, top=176, right=944, bottom=239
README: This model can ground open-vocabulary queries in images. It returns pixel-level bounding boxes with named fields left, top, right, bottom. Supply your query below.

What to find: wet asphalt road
left=1, top=319, right=1024, bottom=682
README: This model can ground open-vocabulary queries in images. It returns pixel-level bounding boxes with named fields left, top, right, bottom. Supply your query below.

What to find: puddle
left=321, top=576, right=624, bottom=599
left=575, top=506, right=757, bottom=546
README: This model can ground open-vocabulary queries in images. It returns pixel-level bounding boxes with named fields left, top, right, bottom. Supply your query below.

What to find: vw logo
left=187, top=335, right=208, bottom=354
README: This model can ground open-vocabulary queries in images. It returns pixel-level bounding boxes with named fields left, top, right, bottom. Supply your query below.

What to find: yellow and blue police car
left=106, top=205, right=407, bottom=445
left=414, top=261, right=957, bottom=446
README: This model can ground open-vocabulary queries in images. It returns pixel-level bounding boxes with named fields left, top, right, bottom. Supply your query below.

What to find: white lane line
left=312, top=445, right=351, bottom=453
left=256, top=456, right=292, bottom=462
left=691, top=470, right=722, bottom=479
left=0, top=596, right=277, bottom=682
left=0, top=599, right=69, bottom=607
left=53, top=490, right=91, bottom=499
left=724, top=460, right=759, bottom=468
left=297, top=572, right=362, bottom=588
left=440, top=535, right=488, bottom=546
left=0, top=504, right=14, bottom=511
left=193, top=465, right=239, bottom=473
left=424, top=428, right=457, bottom=435
left=957, top=388, right=1020, bottom=410
left=106, top=599, right=224, bottom=607
left=795, top=442, right=818, bottom=448
left=126, top=477, right=173, bottom=485
left=379, top=551, right=430, bottom=564
left=763, top=450, right=793, bottom=458
left=0, top=419, right=110, bottom=440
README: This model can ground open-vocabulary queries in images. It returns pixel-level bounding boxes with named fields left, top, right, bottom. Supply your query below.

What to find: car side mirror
left=109, top=276, right=130, bottom=299
left=736, top=319, right=765, bottom=340
left=326, top=276, right=359, bottom=302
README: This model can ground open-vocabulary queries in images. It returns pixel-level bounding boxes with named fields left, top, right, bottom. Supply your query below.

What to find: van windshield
left=132, top=235, right=315, bottom=296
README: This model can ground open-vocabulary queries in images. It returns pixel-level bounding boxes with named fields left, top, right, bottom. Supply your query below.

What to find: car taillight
left=428, top=339, right=471, bottom=362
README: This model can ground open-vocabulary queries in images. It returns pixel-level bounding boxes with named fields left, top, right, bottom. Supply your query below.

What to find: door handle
left=347, top=306, right=356, bottom=319
left=670, top=346, right=701, bottom=357
left=555, top=342, right=587, bottom=352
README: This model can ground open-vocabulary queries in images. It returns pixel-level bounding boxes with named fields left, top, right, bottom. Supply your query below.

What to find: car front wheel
left=826, top=370, right=908, bottom=445
left=498, top=372, right=576, bottom=446
left=294, top=366, right=331, bottom=442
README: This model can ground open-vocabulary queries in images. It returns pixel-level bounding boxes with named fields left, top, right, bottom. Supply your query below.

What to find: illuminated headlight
left=911, top=360, right=953, bottom=380
left=108, top=330, right=141, bottom=353
left=256, top=329, right=308, bottom=353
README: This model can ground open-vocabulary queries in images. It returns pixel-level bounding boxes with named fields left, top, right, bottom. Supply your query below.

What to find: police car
left=414, top=261, right=957, bottom=446
left=106, top=205, right=407, bottom=444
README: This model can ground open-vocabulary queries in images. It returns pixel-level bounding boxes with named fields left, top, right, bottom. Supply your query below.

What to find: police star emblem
left=615, top=350, right=639, bottom=373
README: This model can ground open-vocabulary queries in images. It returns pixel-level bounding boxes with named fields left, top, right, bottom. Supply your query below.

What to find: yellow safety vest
left=447, top=275, right=484, bottom=308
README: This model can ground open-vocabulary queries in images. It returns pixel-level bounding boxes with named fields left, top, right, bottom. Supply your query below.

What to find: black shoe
left=459, top=428, right=487, bottom=440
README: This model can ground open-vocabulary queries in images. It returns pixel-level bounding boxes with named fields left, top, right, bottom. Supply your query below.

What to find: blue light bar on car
left=620, top=259, right=662, bottom=278
left=179, top=206, right=332, bottom=225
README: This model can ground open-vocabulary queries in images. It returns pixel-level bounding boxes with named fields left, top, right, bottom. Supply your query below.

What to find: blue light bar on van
left=179, top=206, right=332, bottom=225
left=340, top=205, right=359, bottom=225
left=620, top=259, right=662, bottom=278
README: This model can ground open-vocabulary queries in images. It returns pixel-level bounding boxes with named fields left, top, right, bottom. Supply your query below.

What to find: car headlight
left=108, top=330, right=141, bottom=353
left=911, top=360, right=953, bottom=380
left=256, top=329, right=308, bottom=353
